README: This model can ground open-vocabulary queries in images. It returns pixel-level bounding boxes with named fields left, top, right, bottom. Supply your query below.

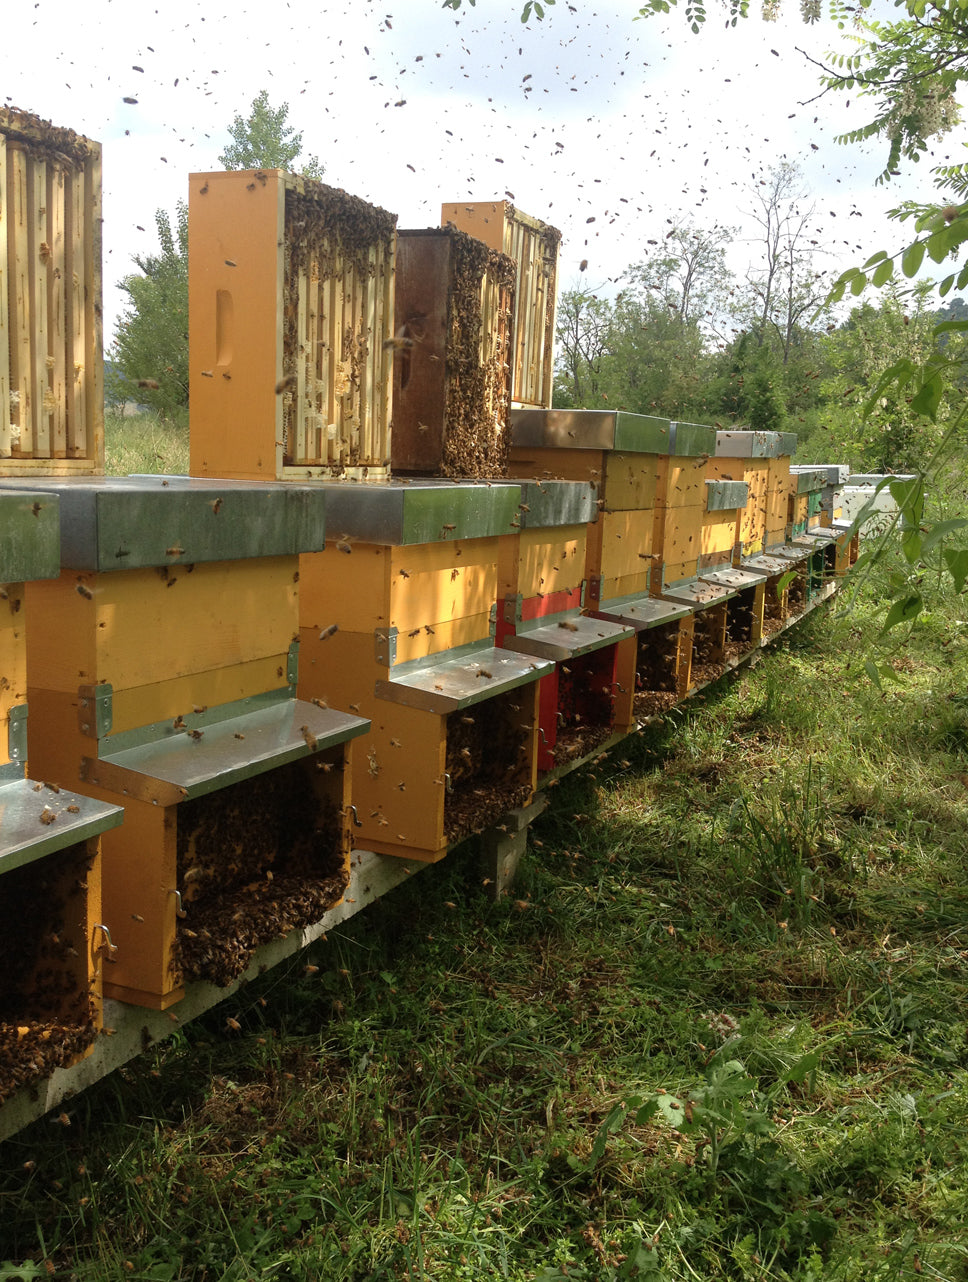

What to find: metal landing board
left=767, top=544, right=816, bottom=565
left=376, top=645, right=553, bottom=713
left=0, top=781, right=123, bottom=874
left=800, top=528, right=839, bottom=545
left=659, top=579, right=737, bottom=609
left=89, top=701, right=369, bottom=805
left=699, top=566, right=768, bottom=590
left=590, top=593, right=693, bottom=632
left=743, top=553, right=803, bottom=575
left=502, top=615, right=633, bottom=663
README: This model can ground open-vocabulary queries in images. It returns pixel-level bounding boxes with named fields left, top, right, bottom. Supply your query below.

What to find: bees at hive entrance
left=634, top=622, right=689, bottom=719
left=0, top=846, right=97, bottom=1105
left=170, top=756, right=347, bottom=989
left=547, top=650, right=617, bottom=768
left=443, top=690, right=532, bottom=846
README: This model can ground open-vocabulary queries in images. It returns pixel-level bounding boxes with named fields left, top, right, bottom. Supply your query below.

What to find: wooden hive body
left=0, top=109, right=103, bottom=475
left=392, top=227, right=514, bottom=477
left=189, top=170, right=395, bottom=481
left=441, top=201, right=559, bottom=409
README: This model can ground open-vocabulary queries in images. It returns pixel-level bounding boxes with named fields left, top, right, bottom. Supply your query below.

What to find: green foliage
left=111, top=202, right=189, bottom=422
left=218, top=89, right=323, bottom=176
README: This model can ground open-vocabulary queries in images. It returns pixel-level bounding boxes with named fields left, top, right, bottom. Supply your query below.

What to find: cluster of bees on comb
left=439, top=229, right=516, bottom=480
left=443, top=694, right=532, bottom=844
left=171, top=762, right=346, bottom=987
left=0, top=848, right=97, bottom=1104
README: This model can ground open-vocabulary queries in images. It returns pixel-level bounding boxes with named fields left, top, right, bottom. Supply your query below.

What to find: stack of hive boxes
left=507, top=409, right=696, bottom=716
left=296, top=482, right=551, bottom=863
left=493, top=478, right=636, bottom=774
left=0, top=488, right=122, bottom=1102
left=13, top=477, right=368, bottom=1009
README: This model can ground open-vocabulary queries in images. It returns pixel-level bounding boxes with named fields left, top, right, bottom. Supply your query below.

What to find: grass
left=3, top=538, right=968, bottom=1279
left=104, top=409, right=189, bottom=477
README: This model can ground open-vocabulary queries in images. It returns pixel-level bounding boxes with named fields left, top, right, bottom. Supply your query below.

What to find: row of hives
left=0, top=429, right=856, bottom=1117
left=0, top=106, right=857, bottom=1130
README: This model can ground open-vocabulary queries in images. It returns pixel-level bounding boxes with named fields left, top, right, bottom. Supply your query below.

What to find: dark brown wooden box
left=391, top=227, right=514, bottom=478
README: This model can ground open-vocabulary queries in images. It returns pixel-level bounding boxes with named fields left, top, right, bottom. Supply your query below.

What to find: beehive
left=787, top=467, right=828, bottom=537
left=710, top=430, right=792, bottom=558
left=509, top=409, right=673, bottom=602
left=495, top=480, right=636, bottom=771
left=792, top=464, right=849, bottom=524
left=652, top=422, right=719, bottom=592
left=189, top=170, right=395, bottom=481
left=441, top=201, right=559, bottom=407
left=701, top=480, right=748, bottom=572
left=391, top=228, right=514, bottom=477
left=0, top=109, right=103, bottom=474
left=506, top=409, right=695, bottom=720
left=14, top=477, right=367, bottom=1007
left=0, top=488, right=121, bottom=1099
left=298, top=481, right=551, bottom=861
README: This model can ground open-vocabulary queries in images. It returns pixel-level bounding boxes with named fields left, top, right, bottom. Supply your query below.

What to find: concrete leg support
left=480, top=794, right=549, bottom=901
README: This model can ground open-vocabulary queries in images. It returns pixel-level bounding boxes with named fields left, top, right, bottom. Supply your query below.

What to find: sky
left=3, top=0, right=961, bottom=341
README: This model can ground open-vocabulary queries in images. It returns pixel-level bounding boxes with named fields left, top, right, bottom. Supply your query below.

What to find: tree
left=112, top=202, right=189, bottom=422
left=623, top=224, right=736, bottom=337
left=113, top=93, right=324, bottom=420
left=554, top=286, right=614, bottom=407
left=219, top=90, right=323, bottom=177
left=740, top=162, right=830, bottom=365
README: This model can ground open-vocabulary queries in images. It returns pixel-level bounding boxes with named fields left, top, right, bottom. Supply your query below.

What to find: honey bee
left=193, top=705, right=208, bottom=715
left=311, top=696, right=329, bottom=709
left=66, top=804, right=79, bottom=814
left=224, top=258, right=237, bottom=268
left=234, top=732, right=245, bottom=740
left=558, top=621, right=579, bottom=632
left=188, top=729, right=204, bottom=741
left=301, top=726, right=318, bottom=751
left=225, top=1017, right=241, bottom=1032
left=39, top=807, right=57, bottom=825
left=336, top=538, right=353, bottom=554
left=209, top=497, right=223, bottom=515
left=318, top=624, right=339, bottom=641
left=75, top=583, right=94, bottom=600
left=172, top=715, right=187, bottom=731
left=137, top=378, right=160, bottom=390
left=398, top=569, right=410, bottom=579
left=200, top=370, right=214, bottom=378
left=477, top=669, right=493, bottom=679
left=166, top=545, right=185, bottom=557
left=275, top=374, right=297, bottom=395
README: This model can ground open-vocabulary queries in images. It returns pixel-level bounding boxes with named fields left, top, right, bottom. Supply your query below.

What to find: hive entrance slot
left=690, top=604, right=728, bottom=688
left=443, top=691, right=532, bottom=844
left=549, top=650, right=616, bottom=767
left=0, top=845, right=96, bottom=1104
left=725, top=586, right=760, bottom=659
left=172, top=755, right=346, bottom=988
left=787, top=570, right=807, bottom=615
left=761, top=575, right=788, bottom=638
left=634, top=622, right=683, bottom=719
